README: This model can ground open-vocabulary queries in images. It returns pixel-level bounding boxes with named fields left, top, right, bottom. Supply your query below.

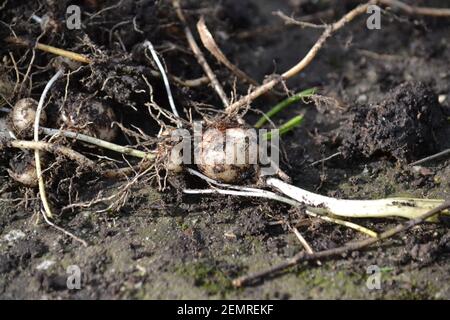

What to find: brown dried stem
left=10, top=140, right=96, bottom=169
left=379, top=0, right=450, bottom=17
left=197, top=16, right=259, bottom=86
left=172, top=0, right=230, bottom=107
left=6, top=37, right=91, bottom=64
left=225, top=1, right=378, bottom=114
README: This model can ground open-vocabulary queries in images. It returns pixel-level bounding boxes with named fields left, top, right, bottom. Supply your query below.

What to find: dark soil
left=341, top=81, right=447, bottom=162
left=0, top=0, right=449, bottom=299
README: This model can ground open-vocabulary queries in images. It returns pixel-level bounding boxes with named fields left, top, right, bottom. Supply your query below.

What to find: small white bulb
left=9, top=98, right=47, bottom=138
left=8, top=152, right=38, bottom=187
left=59, top=98, right=118, bottom=142
left=197, top=127, right=255, bottom=183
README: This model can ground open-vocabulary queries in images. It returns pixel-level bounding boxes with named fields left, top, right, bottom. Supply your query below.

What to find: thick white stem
left=266, top=178, right=446, bottom=220
left=34, top=69, right=63, bottom=218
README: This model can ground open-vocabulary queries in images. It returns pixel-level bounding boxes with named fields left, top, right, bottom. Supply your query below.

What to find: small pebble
left=3, top=229, right=26, bottom=243
left=36, top=260, right=56, bottom=271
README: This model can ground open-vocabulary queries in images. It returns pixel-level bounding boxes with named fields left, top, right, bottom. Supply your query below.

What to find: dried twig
left=6, top=37, right=91, bottom=64
left=225, top=1, right=378, bottom=114
left=170, top=74, right=209, bottom=87
left=232, top=200, right=450, bottom=287
left=379, top=0, right=450, bottom=17
left=197, top=17, right=259, bottom=86
left=235, top=9, right=334, bottom=40
left=289, top=223, right=321, bottom=266
left=290, top=225, right=314, bottom=254
left=172, top=0, right=230, bottom=107
left=34, top=69, right=63, bottom=219
left=274, top=10, right=326, bottom=29
left=10, top=140, right=95, bottom=168
left=409, top=149, right=450, bottom=167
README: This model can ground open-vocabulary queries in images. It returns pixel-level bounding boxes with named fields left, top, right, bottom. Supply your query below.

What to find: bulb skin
left=9, top=98, right=47, bottom=138
left=58, top=97, right=118, bottom=142
left=197, top=127, right=255, bottom=183
left=8, top=151, right=38, bottom=187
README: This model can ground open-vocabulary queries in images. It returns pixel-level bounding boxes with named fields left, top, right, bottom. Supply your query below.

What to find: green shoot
left=254, top=88, right=315, bottom=129
left=263, top=114, right=304, bottom=140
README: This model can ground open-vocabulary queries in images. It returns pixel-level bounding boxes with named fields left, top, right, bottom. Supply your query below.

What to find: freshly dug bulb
left=197, top=126, right=256, bottom=183
left=58, top=97, right=118, bottom=142
left=8, top=151, right=38, bottom=187
left=166, top=146, right=184, bottom=173
left=9, top=98, right=47, bottom=138
left=159, top=128, right=185, bottom=173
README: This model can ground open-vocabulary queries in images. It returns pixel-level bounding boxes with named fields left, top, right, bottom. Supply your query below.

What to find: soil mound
left=341, top=82, right=446, bottom=162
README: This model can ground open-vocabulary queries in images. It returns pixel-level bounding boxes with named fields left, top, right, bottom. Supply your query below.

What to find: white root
left=184, top=168, right=378, bottom=237
left=183, top=187, right=378, bottom=237
left=267, top=177, right=447, bottom=220
left=143, top=40, right=181, bottom=122
left=34, top=69, right=63, bottom=219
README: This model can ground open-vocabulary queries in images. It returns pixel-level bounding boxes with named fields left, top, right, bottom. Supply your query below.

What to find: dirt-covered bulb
left=58, top=97, right=118, bottom=142
left=9, top=98, right=47, bottom=138
left=197, top=127, right=256, bottom=183
left=7, top=151, right=39, bottom=187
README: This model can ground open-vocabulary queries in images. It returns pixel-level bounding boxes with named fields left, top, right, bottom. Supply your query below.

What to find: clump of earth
left=340, top=82, right=447, bottom=162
